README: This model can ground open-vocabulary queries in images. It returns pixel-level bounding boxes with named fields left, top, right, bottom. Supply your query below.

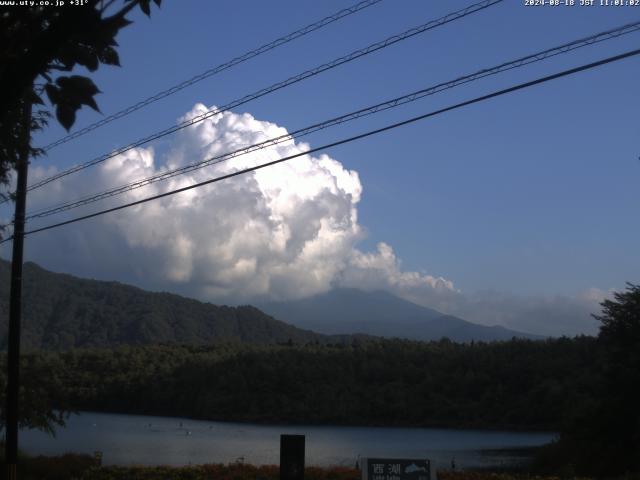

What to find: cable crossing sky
left=1, top=47, right=636, bottom=245
left=20, top=19, right=640, bottom=223
left=21, top=0, right=503, bottom=196
left=40, top=0, right=386, bottom=152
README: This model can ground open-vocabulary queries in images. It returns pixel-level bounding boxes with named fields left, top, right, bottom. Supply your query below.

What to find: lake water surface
left=21, top=412, right=555, bottom=469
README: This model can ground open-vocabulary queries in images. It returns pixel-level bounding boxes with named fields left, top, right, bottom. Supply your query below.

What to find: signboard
left=362, top=458, right=431, bottom=480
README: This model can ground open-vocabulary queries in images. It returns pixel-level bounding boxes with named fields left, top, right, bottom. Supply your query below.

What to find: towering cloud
left=3, top=104, right=602, bottom=336
left=19, top=104, right=452, bottom=304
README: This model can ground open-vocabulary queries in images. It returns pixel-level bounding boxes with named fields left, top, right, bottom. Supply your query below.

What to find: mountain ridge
left=0, top=259, right=334, bottom=349
left=258, top=287, right=542, bottom=342
left=1, top=259, right=541, bottom=349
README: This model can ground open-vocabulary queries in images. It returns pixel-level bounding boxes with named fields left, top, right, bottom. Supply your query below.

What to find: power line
left=40, top=0, right=385, bottom=152
left=21, top=0, right=503, bottom=195
left=2, top=47, right=636, bottom=244
left=27, top=0, right=502, bottom=192
left=21, top=19, right=640, bottom=222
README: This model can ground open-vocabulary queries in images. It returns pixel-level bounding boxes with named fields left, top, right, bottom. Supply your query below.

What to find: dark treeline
left=2, top=337, right=598, bottom=431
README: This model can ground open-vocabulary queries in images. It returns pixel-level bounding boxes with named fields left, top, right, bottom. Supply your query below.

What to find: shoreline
left=65, top=409, right=560, bottom=435
left=19, top=411, right=553, bottom=470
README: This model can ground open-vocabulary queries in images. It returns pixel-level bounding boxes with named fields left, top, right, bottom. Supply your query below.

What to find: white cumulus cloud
left=18, top=104, right=453, bottom=305
left=2, top=104, right=609, bottom=337
left=340, top=242, right=455, bottom=293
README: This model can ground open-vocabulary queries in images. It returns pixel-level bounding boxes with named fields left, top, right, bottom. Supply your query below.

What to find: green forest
left=1, top=337, right=597, bottom=431
left=0, top=260, right=356, bottom=349
left=0, top=278, right=637, bottom=476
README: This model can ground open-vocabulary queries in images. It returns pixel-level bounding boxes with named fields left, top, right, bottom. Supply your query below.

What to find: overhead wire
left=1, top=47, right=637, bottom=244
left=20, top=19, right=640, bottom=222
left=18, top=0, right=504, bottom=196
left=40, top=0, right=386, bottom=152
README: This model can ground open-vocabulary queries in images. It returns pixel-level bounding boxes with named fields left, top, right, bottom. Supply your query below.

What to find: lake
left=20, top=412, right=556, bottom=469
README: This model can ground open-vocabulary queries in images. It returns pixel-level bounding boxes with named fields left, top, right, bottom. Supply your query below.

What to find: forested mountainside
left=0, top=260, right=332, bottom=349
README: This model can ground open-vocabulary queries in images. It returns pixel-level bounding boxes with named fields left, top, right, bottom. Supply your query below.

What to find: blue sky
left=2, top=0, right=639, bottom=335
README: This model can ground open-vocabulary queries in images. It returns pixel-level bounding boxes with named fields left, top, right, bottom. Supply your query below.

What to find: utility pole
left=5, top=100, right=32, bottom=480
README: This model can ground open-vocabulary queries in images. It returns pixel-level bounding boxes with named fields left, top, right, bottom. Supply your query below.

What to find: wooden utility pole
left=5, top=100, right=32, bottom=480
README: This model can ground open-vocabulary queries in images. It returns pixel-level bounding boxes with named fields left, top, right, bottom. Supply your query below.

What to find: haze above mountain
left=258, top=288, right=543, bottom=342
left=1, top=260, right=541, bottom=349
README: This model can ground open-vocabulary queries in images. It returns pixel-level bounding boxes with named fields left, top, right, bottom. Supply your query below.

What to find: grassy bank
left=0, top=455, right=602, bottom=480
left=0, top=459, right=358, bottom=480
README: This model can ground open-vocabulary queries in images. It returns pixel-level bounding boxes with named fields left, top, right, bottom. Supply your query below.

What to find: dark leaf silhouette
left=56, top=103, right=76, bottom=132
left=0, top=0, right=162, bottom=197
left=139, top=0, right=151, bottom=16
left=98, top=46, right=121, bottom=66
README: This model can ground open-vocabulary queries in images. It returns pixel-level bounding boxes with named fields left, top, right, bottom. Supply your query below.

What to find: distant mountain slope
left=258, top=288, right=542, bottom=342
left=0, top=260, right=330, bottom=350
